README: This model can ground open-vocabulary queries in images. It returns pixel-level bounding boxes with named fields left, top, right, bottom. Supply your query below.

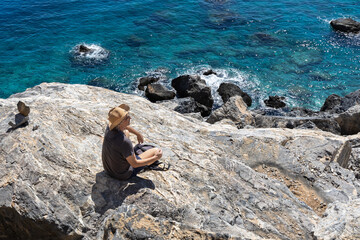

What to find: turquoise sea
left=1, top=0, right=359, bottom=110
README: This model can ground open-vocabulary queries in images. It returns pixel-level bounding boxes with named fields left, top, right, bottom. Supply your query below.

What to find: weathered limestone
left=0, top=83, right=359, bottom=239
left=206, top=95, right=253, bottom=126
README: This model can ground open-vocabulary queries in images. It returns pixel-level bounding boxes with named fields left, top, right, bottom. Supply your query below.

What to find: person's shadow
left=7, top=113, right=29, bottom=133
left=91, top=171, right=155, bottom=215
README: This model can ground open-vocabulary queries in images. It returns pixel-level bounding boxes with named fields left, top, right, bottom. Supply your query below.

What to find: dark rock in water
left=138, top=76, right=160, bottom=91
left=320, top=90, right=360, bottom=114
left=264, top=96, right=286, bottom=109
left=171, top=75, right=213, bottom=114
left=79, top=45, right=91, bottom=53
left=321, top=94, right=342, bottom=113
left=145, top=84, right=175, bottom=103
left=203, top=69, right=217, bottom=76
left=330, top=18, right=360, bottom=33
left=217, top=82, right=252, bottom=107
left=71, top=44, right=110, bottom=66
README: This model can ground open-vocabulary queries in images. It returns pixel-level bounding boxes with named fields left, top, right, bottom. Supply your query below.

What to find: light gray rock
left=0, top=83, right=359, bottom=239
left=253, top=115, right=341, bottom=135
left=206, top=95, right=253, bottom=126
left=335, top=105, right=360, bottom=135
left=314, top=199, right=360, bottom=240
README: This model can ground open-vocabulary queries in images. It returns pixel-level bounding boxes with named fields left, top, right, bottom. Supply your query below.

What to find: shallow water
left=1, top=0, right=359, bottom=110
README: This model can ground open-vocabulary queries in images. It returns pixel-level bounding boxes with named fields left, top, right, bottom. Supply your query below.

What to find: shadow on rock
left=6, top=113, right=29, bottom=133
left=91, top=171, right=155, bottom=215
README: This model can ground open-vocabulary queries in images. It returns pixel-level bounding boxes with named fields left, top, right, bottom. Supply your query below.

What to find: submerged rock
left=125, top=35, right=146, bottom=47
left=0, top=83, right=359, bottom=239
left=330, top=18, right=360, bottom=33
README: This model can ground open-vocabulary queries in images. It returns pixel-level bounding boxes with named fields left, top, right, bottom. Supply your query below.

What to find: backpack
left=134, top=144, right=155, bottom=155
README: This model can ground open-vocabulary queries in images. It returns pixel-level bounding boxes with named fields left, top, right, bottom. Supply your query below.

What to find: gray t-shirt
left=102, top=126, right=134, bottom=180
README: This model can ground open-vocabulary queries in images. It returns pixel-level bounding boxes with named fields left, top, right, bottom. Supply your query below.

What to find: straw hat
left=17, top=101, right=30, bottom=116
left=108, top=104, right=130, bottom=130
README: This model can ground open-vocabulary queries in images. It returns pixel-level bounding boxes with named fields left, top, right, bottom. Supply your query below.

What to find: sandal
left=146, top=161, right=171, bottom=171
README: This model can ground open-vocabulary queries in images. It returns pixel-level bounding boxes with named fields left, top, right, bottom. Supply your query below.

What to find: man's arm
left=125, top=126, right=144, bottom=143
left=126, top=149, right=162, bottom=168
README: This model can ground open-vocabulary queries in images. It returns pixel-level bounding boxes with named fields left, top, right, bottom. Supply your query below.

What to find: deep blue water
left=1, top=0, right=359, bottom=110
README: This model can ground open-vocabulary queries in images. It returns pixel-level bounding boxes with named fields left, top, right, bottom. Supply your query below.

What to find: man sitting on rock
left=102, top=104, right=163, bottom=180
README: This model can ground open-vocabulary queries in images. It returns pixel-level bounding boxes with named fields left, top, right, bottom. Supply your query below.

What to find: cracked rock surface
left=0, top=83, right=359, bottom=239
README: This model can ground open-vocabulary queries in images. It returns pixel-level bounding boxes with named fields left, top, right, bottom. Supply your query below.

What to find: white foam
left=71, top=43, right=109, bottom=61
left=178, top=65, right=260, bottom=108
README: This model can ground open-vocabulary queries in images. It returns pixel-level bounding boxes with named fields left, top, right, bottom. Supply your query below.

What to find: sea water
left=1, top=0, right=359, bottom=110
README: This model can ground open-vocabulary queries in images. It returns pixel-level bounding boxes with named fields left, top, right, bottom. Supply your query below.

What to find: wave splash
left=70, top=43, right=110, bottom=65
left=179, top=65, right=260, bottom=108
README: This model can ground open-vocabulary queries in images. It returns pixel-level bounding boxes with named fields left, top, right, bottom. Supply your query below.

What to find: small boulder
left=203, top=69, right=217, bottom=76
left=217, top=82, right=252, bottom=107
left=159, top=97, right=211, bottom=117
left=335, top=105, right=360, bottom=135
left=264, top=96, right=286, bottom=109
left=79, top=45, right=91, bottom=53
left=175, top=98, right=211, bottom=117
left=138, top=76, right=160, bottom=91
left=330, top=18, right=360, bottom=33
left=206, top=96, right=253, bottom=126
left=320, top=94, right=342, bottom=113
left=321, top=90, right=360, bottom=114
left=341, top=89, right=360, bottom=112
left=145, top=84, right=175, bottom=103
left=171, top=75, right=214, bottom=111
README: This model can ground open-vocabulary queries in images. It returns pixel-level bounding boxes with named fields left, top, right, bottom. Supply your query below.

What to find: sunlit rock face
left=0, top=83, right=359, bottom=240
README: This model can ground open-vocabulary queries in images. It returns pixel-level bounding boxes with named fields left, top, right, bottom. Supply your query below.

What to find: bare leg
left=139, top=148, right=162, bottom=161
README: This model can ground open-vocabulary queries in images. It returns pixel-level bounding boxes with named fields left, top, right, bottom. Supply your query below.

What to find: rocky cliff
left=0, top=83, right=359, bottom=240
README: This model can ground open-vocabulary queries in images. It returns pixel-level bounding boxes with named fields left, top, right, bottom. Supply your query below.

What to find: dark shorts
left=131, top=155, right=145, bottom=177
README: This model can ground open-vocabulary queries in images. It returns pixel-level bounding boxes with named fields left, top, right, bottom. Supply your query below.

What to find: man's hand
left=155, top=149, right=163, bottom=159
left=136, top=133, right=144, bottom=144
